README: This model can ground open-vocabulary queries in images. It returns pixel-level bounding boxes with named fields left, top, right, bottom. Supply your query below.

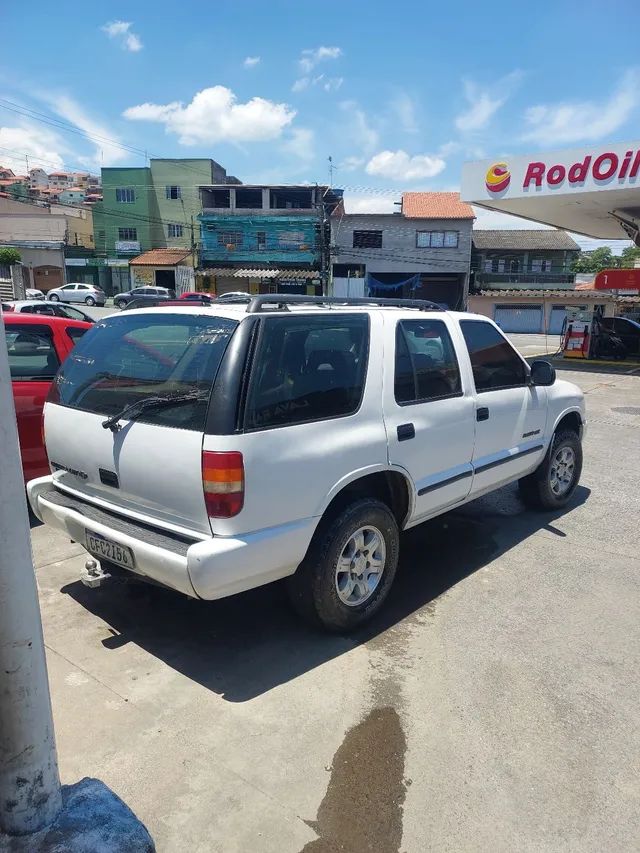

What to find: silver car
left=5, top=300, right=95, bottom=323
left=47, top=283, right=106, bottom=307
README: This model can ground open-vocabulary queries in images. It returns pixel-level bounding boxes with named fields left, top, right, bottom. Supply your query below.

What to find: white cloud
left=244, top=56, right=261, bottom=68
left=340, top=101, right=379, bottom=154
left=521, top=68, right=639, bottom=145
left=339, top=156, right=365, bottom=172
left=299, top=46, right=342, bottom=73
left=102, top=20, right=143, bottom=52
left=391, top=92, right=418, bottom=133
left=282, top=128, right=315, bottom=161
left=123, top=86, right=296, bottom=145
left=342, top=193, right=399, bottom=214
left=292, top=74, right=343, bottom=93
left=455, top=71, right=522, bottom=132
left=0, top=124, right=66, bottom=173
left=45, top=94, right=129, bottom=168
left=365, top=149, right=446, bottom=181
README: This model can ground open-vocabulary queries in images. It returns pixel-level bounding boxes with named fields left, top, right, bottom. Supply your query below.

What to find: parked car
left=179, top=291, right=214, bottom=303
left=4, top=300, right=95, bottom=323
left=47, top=283, right=106, bottom=307
left=114, top=287, right=175, bottom=309
left=599, top=316, right=640, bottom=357
left=28, top=295, right=585, bottom=632
left=216, top=291, right=251, bottom=302
left=5, top=313, right=92, bottom=482
left=26, top=288, right=45, bottom=300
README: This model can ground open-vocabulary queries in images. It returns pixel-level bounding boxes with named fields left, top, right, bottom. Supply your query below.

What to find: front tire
left=519, top=429, right=582, bottom=510
left=287, top=498, right=399, bottom=632
left=48, top=293, right=59, bottom=302
left=85, top=296, right=96, bottom=306
left=115, top=299, right=126, bottom=310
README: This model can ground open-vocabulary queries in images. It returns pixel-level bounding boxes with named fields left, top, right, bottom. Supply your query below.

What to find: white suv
left=28, top=295, right=586, bottom=631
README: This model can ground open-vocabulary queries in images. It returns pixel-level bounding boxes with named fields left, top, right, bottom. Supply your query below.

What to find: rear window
left=54, top=313, right=237, bottom=431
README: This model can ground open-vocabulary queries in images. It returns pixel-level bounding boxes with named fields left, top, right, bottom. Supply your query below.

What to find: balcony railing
left=474, top=271, right=576, bottom=287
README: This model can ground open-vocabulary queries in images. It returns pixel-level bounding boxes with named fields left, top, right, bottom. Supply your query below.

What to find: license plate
left=86, top=532, right=135, bottom=569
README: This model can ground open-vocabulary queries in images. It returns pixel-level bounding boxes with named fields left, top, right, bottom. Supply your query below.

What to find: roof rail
left=242, top=294, right=444, bottom=314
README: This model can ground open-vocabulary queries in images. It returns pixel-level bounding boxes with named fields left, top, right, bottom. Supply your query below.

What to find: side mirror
left=530, top=359, right=556, bottom=387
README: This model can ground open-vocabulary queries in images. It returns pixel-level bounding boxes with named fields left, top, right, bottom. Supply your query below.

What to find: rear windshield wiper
left=102, top=390, right=209, bottom=432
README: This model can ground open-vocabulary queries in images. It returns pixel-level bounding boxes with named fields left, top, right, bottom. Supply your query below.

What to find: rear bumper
left=27, top=476, right=316, bottom=600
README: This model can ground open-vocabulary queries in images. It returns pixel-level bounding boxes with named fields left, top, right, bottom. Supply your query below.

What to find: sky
left=2, top=0, right=638, bottom=250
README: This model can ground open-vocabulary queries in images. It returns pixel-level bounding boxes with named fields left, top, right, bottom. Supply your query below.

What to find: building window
left=97, top=230, right=106, bottom=241
left=115, top=188, right=135, bottom=203
left=165, top=186, right=182, bottom=200
left=168, top=223, right=183, bottom=238
left=118, top=227, right=137, bottom=241
left=278, top=230, right=304, bottom=248
left=217, top=231, right=243, bottom=247
left=353, top=230, right=382, bottom=249
left=530, top=258, right=552, bottom=273
left=416, top=231, right=459, bottom=248
left=256, top=231, right=266, bottom=250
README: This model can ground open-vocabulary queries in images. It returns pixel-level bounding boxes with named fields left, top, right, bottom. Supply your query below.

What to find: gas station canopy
left=461, top=140, right=640, bottom=245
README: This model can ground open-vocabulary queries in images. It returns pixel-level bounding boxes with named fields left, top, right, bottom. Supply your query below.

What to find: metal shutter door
left=548, top=306, right=567, bottom=334
left=216, top=277, right=247, bottom=295
left=494, top=304, right=543, bottom=333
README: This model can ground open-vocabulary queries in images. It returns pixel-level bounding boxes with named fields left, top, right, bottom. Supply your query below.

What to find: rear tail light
left=202, top=451, right=244, bottom=518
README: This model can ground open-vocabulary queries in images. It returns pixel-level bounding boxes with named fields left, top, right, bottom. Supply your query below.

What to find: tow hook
left=80, top=557, right=111, bottom=588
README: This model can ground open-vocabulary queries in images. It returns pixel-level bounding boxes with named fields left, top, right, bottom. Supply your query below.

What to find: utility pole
left=0, top=313, right=62, bottom=835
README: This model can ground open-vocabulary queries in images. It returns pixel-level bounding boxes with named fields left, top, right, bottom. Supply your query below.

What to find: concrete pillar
left=262, top=188, right=270, bottom=210
left=0, top=315, right=63, bottom=835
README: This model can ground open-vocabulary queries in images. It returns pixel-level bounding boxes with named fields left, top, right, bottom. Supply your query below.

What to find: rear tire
left=519, top=429, right=582, bottom=510
left=287, top=498, right=399, bottom=632
left=85, top=296, right=96, bottom=306
left=48, top=293, right=59, bottom=302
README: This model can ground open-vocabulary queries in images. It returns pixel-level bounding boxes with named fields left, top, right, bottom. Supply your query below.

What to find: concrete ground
left=15, top=365, right=639, bottom=852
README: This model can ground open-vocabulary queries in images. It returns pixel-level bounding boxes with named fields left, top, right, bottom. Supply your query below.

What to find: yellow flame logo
left=485, top=163, right=511, bottom=194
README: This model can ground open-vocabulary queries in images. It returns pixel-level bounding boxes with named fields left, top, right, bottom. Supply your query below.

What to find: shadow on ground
left=61, top=484, right=590, bottom=703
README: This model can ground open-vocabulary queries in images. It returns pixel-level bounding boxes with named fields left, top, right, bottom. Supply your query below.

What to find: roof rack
left=235, top=294, right=444, bottom=314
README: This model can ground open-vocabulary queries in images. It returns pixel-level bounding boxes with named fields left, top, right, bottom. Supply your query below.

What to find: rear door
left=459, top=319, right=547, bottom=497
left=45, top=311, right=239, bottom=536
left=384, top=315, right=475, bottom=523
left=7, top=322, right=61, bottom=480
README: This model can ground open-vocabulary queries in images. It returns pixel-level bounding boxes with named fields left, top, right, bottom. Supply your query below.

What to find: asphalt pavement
left=16, top=365, right=640, bottom=852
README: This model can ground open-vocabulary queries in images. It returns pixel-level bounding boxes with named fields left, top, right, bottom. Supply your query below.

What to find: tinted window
left=57, top=305, right=89, bottom=321
left=7, top=325, right=60, bottom=380
left=66, top=327, right=88, bottom=345
left=245, top=315, right=369, bottom=430
left=55, top=314, right=237, bottom=431
left=460, top=320, right=526, bottom=391
left=25, top=304, right=55, bottom=316
left=395, top=320, right=462, bottom=404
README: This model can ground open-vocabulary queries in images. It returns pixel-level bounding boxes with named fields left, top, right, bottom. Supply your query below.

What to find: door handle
left=397, top=423, right=415, bottom=441
left=476, top=407, right=489, bottom=422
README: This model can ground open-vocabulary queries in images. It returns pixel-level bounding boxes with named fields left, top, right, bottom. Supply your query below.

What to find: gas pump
left=562, top=306, right=594, bottom=359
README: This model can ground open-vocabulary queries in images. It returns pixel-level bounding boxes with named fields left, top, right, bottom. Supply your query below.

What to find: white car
left=47, top=283, right=106, bottom=307
left=28, top=295, right=586, bottom=632
left=5, top=300, right=95, bottom=323
left=26, top=288, right=45, bottom=299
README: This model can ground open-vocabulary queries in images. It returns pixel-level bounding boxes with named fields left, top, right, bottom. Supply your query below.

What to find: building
left=59, top=187, right=87, bottom=206
left=198, top=184, right=342, bottom=295
left=29, top=168, right=49, bottom=188
left=0, top=204, right=66, bottom=291
left=93, top=158, right=233, bottom=261
left=129, top=247, right=195, bottom=291
left=330, top=192, right=475, bottom=309
left=468, top=230, right=585, bottom=333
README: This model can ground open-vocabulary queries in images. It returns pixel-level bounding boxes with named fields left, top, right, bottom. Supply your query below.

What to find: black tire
left=48, top=293, right=59, bottom=302
left=85, top=296, right=96, bottom=306
left=287, top=498, right=399, bottom=632
left=115, top=299, right=126, bottom=310
left=519, top=429, right=582, bottom=510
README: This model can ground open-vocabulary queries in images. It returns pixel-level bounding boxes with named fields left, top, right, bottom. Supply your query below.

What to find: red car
left=178, top=291, right=214, bottom=303
left=4, top=313, right=92, bottom=482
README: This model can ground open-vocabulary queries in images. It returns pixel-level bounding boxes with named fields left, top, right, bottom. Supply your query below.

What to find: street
left=28, top=365, right=640, bottom=852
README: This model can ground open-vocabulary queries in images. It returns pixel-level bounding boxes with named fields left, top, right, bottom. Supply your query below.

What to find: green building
left=93, top=158, right=236, bottom=260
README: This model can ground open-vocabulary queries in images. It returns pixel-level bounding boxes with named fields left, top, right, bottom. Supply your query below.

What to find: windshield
left=54, top=313, right=237, bottom=431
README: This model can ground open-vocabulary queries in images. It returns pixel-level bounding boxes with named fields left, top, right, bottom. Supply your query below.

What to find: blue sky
left=2, top=0, right=637, bottom=247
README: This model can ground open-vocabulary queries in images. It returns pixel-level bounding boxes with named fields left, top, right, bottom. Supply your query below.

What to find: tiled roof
left=476, top=289, right=615, bottom=299
left=472, top=230, right=580, bottom=250
left=200, top=267, right=319, bottom=279
left=130, top=248, right=191, bottom=266
left=402, top=192, right=475, bottom=220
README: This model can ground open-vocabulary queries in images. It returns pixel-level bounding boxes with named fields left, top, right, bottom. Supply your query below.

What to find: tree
left=619, top=245, right=640, bottom=268
left=571, top=246, right=618, bottom=274
left=0, top=247, right=21, bottom=266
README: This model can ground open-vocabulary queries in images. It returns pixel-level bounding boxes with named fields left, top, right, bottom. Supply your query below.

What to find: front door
left=384, top=316, right=476, bottom=524
left=459, top=318, right=547, bottom=497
